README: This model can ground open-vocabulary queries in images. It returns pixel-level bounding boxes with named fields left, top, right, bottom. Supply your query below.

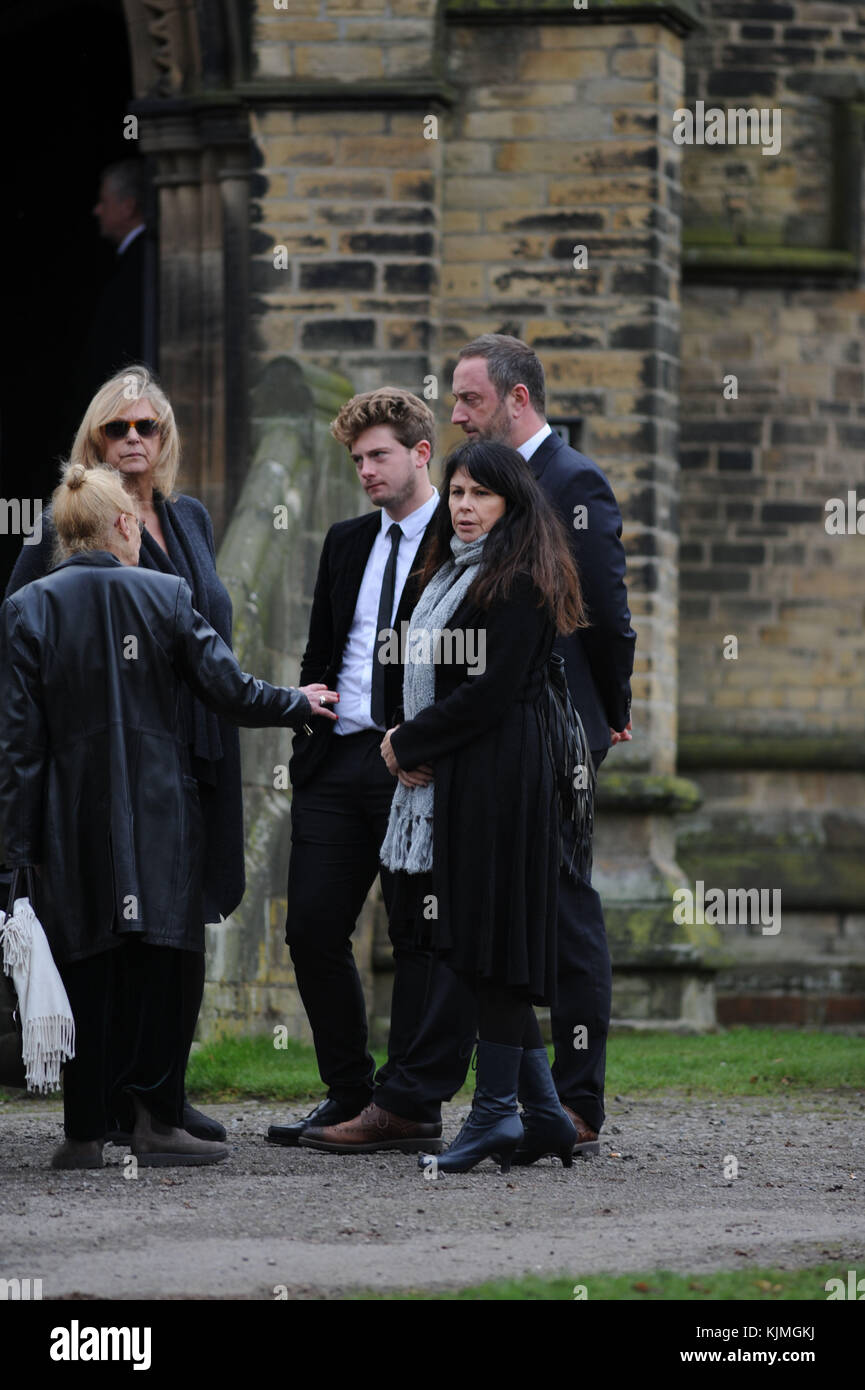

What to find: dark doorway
left=0, top=0, right=145, bottom=593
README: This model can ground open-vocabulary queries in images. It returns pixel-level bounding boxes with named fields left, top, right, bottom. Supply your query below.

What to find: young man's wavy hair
left=416, top=440, right=586, bottom=634
left=330, top=387, right=435, bottom=452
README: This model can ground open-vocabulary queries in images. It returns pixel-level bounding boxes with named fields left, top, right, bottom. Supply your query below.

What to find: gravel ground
left=1, top=1091, right=863, bottom=1300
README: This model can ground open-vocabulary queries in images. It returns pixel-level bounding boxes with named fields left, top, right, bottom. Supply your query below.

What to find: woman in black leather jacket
left=0, top=463, right=337, bottom=1168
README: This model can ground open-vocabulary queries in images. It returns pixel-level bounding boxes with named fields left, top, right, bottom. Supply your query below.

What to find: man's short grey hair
left=457, top=334, right=546, bottom=415
left=102, top=159, right=147, bottom=212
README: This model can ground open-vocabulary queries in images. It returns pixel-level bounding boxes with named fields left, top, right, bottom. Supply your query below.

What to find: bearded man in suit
left=267, top=388, right=473, bottom=1151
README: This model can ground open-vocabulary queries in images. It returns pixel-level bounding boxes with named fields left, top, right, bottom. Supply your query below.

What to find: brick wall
left=675, top=0, right=865, bottom=1019
left=439, top=15, right=687, bottom=771
left=249, top=6, right=690, bottom=775
left=242, top=0, right=865, bottom=1019
left=678, top=0, right=865, bottom=738
left=249, top=0, right=441, bottom=393
left=255, top=0, right=438, bottom=81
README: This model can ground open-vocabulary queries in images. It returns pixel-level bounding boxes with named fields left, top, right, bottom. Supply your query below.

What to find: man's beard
left=372, top=474, right=416, bottom=511
left=475, top=400, right=513, bottom=444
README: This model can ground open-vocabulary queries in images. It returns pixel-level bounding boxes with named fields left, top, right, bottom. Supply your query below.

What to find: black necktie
left=372, top=522, right=402, bottom=726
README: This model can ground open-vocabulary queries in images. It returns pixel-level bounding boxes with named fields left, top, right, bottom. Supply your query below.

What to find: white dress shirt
left=518, top=421, right=552, bottom=463
left=335, top=487, right=440, bottom=735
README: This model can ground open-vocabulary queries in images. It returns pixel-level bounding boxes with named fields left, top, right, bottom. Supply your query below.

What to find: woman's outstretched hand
left=299, top=684, right=340, bottom=721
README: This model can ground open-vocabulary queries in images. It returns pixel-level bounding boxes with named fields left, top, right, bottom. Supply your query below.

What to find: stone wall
left=675, top=0, right=865, bottom=1022
left=245, top=0, right=729, bottom=1030
left=440, top=9, right=687, bottom=778
left=232, top=0, right=865, bottom=1027
left=249, top=0, right=441, bottom=393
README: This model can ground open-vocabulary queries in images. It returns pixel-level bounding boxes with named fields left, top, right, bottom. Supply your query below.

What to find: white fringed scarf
left=380, top=531, right=488, bottom=874
left=0, top=893, right=75, bottom=1093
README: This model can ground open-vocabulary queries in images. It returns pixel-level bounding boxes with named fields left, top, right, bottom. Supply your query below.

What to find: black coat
left=289, top=510, right=434, bottom=789
left=5, top=493, right=244, bottom=923
left=0, top=552, right=312, bottom=963
left=389, top=572, right=559, bottom=1003
left=78, top=231, right=156, bottom=401
left=529, top=432, right=636, bottom=752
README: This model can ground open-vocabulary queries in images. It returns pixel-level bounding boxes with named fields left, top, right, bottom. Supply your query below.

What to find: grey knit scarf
left=379, top=531, right=489, bottom=874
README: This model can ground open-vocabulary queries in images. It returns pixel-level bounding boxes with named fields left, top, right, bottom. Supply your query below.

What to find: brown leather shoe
left=299, top=1101, right=443, bottom=1154
left=562, top=1105, right=601, bottom=1158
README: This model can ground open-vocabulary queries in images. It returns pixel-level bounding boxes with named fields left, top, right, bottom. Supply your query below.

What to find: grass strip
left=347, top=1263, right=849, bottom=1301
left=181, top=1027, right=864, bottom=1104
left=5, top=1026, right=859, bottom=1105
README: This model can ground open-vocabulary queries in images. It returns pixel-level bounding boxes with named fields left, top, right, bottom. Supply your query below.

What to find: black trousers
left=286, top=730, right=472, bottom=1122
left=59, top=940, right=202, bottom=1141
left=549, top=748, right=612, bottom=1133
left=372, top=747, right=612, bottom=1133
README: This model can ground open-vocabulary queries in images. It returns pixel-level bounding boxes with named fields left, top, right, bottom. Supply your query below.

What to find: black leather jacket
left=0, top=551, right=311, bottom=961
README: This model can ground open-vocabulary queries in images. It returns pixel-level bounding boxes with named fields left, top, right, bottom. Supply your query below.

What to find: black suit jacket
left=79, top=230, right=156, bottom=401
left=528, top=431, right=636, bottom=752
left=289, top=509, right=435, bottom=788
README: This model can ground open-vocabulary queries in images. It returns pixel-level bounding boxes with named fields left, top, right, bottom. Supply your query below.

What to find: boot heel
left=430, top=1042, right=524, bottom=1174
left=511, top=1048, right=587, bottom=1168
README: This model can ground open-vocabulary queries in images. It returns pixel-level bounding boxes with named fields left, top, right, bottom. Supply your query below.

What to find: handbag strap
left=6, top=866, right=36, bottom=914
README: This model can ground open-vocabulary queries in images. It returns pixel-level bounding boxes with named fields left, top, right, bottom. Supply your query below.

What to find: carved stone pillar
left=123, top=0, right=251, bottom=536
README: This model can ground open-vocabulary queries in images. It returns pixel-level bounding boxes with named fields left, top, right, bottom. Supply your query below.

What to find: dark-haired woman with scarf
left=379, top=439, right=587, bottom=1175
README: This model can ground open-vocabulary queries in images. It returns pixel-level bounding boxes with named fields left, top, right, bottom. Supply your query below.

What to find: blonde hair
left=52, top=463, right=140, bottom=559
left=69, top=365, right=180, bottom=496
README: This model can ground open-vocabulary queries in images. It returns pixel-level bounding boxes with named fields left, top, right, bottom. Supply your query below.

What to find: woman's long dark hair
left=416, top=440, right=587, bottom=634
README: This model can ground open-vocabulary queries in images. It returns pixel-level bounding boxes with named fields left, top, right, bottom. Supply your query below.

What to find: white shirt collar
left=518, top=422, right=553, bottom=462
left=117, top=224, right=146, bottom=257
left=381, top=485, right=439, bottom=539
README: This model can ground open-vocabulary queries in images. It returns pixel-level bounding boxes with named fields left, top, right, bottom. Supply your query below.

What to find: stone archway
left=122, top=0, right=253, bottom=533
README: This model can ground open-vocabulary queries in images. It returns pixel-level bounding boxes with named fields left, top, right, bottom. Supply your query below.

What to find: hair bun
left=65, top=463, right=88, bottom=491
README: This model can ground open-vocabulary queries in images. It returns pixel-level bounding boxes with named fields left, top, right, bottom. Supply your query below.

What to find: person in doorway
left=82, top=159, right=155, bottom=396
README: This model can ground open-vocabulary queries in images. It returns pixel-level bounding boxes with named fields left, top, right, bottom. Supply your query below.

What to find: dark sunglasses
left=102, top=418, right=160, bottom=440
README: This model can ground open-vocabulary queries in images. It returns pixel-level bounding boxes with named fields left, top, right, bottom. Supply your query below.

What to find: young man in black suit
left=267, top=389, right=474, bottom=1151
left=446, top=334, right=636, bottom=1154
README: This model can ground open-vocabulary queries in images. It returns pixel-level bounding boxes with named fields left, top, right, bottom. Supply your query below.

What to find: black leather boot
left=510, top=1047, right=577, bottom=1167
left=417, top=1041, right=523, bottom=1176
